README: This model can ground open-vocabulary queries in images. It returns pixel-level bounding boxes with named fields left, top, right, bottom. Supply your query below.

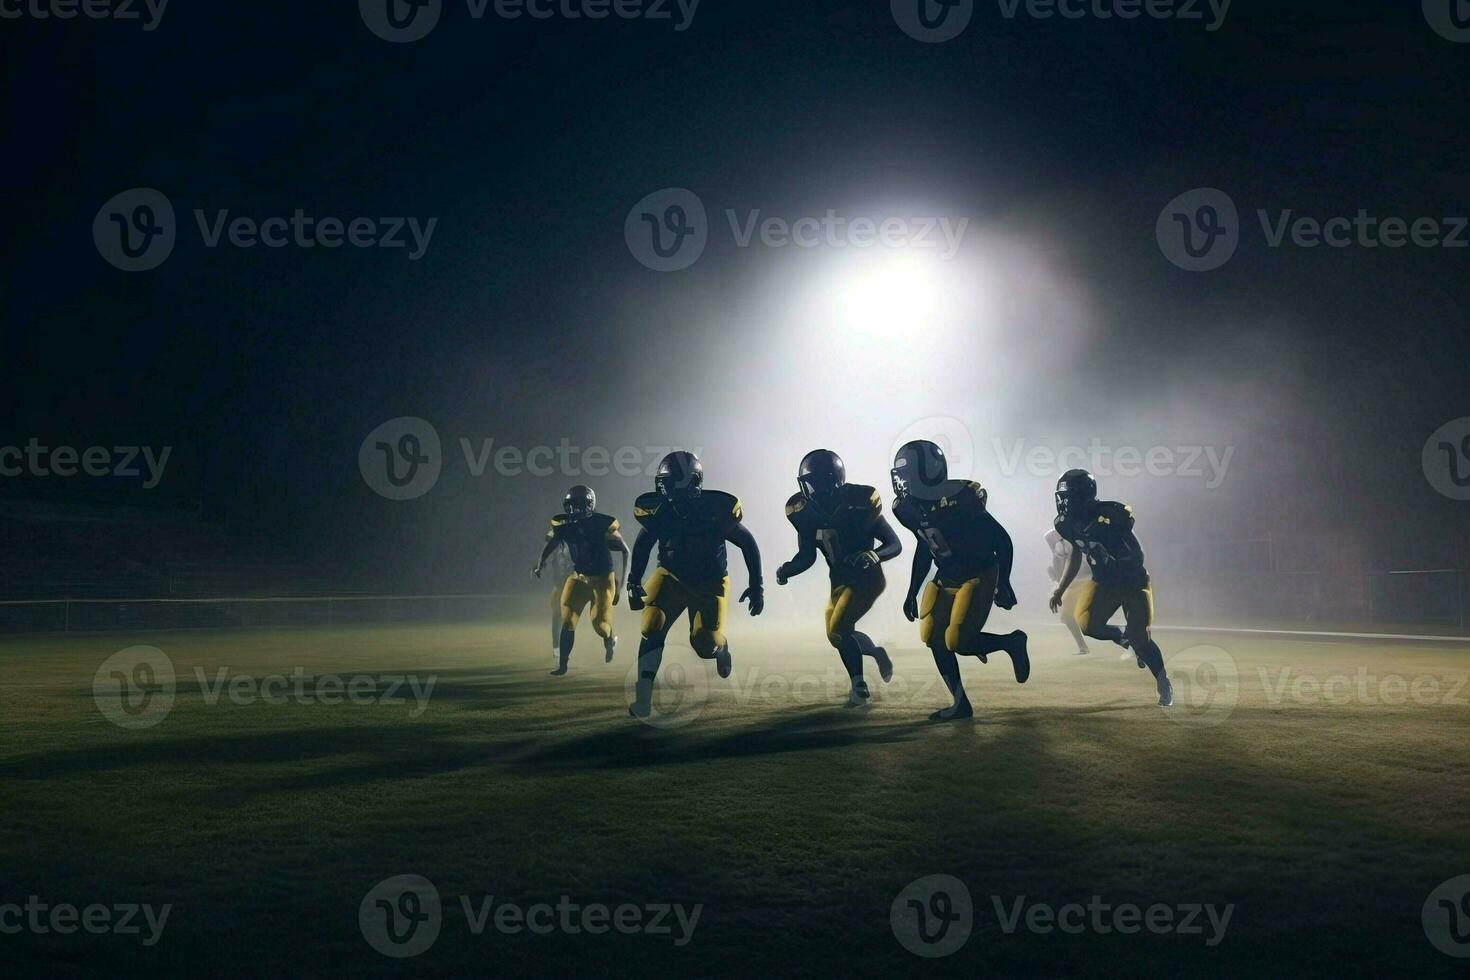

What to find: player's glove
left=996, top=580, right=1018, bottom=611
left=741, top=585, right=764, bottom=616
left=531, top=563, right=543, bottom=579
left=903, top=592, right=920, bottom=622
left=1048, top=589, right=1063, bottom=614
left=775, top=562, right=794, bottom=586
left=843, top=550, right=880, bottom=572
left=627, top=582, right=646, bottom=611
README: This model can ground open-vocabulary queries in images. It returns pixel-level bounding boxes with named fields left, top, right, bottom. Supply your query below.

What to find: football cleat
left=1007, top=630, right=1031, bottom=684
left=604, top=635, right=616, bottom=663
left=1157, top=675, right=1174, bottom=707
left=929, top=700, right=974, bottom=721
left=714, top=644, right=732, bottom=679
left=846, top=679, right=872, bottom=708
left=873, top=646, right=894, bottom=683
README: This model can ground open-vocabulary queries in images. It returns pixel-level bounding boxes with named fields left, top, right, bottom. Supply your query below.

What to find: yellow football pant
left=918, top=568, right=999, bottom=653
left=640, top=568, right=728, bottom=658
left=1074, top=578, right=1154, bottom=643
left=559, top=572, right=616, bottom=639
left=825, top=568, right=885, bottom=648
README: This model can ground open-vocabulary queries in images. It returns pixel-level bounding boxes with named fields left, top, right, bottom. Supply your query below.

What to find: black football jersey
left=547, top=512, right=619, bottom=576
left=893, top=480, right=1006, bottom=583
left=633, top=489, right=743, bottom=591
left=785, top=484, right=884, bottom=584
left=1055, top=501, right=1148, bottom=588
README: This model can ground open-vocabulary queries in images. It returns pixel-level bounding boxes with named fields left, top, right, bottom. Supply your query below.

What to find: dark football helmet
left=563, top=484, right=596, bottom=518
left=655, top=451, right=703, bottom=500
left=891, top=440, right=947, bottom=500
left=798, top=449, right=846, bottom=511
left=1055, top=469, right=1098, bottom=522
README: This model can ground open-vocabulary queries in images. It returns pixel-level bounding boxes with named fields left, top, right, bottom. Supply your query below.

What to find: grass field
left=3, top=617, right=1469, bottom=977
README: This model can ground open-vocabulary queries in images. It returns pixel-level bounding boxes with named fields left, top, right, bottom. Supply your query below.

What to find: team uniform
left=1051, top=469, right=1171, bottom=706
left=543, top=542, right=576, bottom=659
left=632, top=490, right=743, bottom=658
left=547, top=511, right=621, bottom=641
left=894, top=481, right=1015, bottom=658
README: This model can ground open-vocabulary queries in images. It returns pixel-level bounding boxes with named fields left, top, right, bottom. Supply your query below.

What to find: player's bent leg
left=1061, top=585, right=1089, bottom=655
left=928, top=643, right=972, bottom=721
left=826, top=585, right=866, bottom=702
left=589, top=573, right=617, bottom=661
left=553, top=577, right=593, bottom=676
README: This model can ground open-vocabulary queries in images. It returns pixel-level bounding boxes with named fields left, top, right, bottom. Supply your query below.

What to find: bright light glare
left=836, top=254, right=939, bottom=344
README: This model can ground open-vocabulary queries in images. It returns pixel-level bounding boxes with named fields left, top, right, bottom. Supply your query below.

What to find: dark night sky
left=2, top=1, right=1468, bottom=589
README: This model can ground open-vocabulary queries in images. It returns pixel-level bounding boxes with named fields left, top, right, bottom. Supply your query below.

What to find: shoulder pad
left=892, top=496, right=920, bottom=527
left=704, top=490, right=742, bottom=522
left=1098, top=501, right=1134, bottom=526
left=633, top=492, right=663, bottom=524
left=842, top=483, right=882, bottom=512
left=934, top=479, right=977, bottom=508
left=785, top=492, right=806, bottom=517
left=550, top=514, right=569, bottom=528
left=600, top=514, right=620, bottom=535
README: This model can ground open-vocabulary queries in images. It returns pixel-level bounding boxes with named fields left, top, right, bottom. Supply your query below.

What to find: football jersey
left=1055, top=501, right=1148, bottom=588
left=547, top=512, right=619, bottom=576
left=893, top=480, right=1005, bottom=583
left=633, top=489, right=743, bottom=591
left=785, top=483, right=885, bottom=585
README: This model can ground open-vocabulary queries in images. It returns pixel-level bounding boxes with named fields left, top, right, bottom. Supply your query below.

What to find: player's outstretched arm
left=871, top=514, right=903, bottom=563
left=1051, top=547, right=1083, bottom=612
left=627, top=527, right=656, bottom=609
left=533, top=535, right=559, bottom=578
left=776, top=525, right=818, bottom=585
left=726, top=524, right=764, bottom=615
left=904, top=536, right=933, bottom=621
left=608, top=529, right=630, bottom=604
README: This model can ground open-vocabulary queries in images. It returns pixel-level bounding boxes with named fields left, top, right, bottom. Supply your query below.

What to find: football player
left=1049, top=469, right=1173, bottom=707
left=891, top=440, right=1029, bottom=721
left=626, top=451, right=764, bottom=719
left=1045, top=527, right=1091, bottom=657
left=533, top=485, right=628, bottom=676
left=776, top=450, right=902, bottom=707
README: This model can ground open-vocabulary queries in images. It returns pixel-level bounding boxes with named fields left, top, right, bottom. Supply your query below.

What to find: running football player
left=1045, top=527, right=1091, bottom=656
left=891, top=440, right=1029, bottom=721
left=626, top=452, right=764, bottom=719
left=775, top=449, right=902, bottom=707
left=1049, top=469, right=1173, bottom=707
left=533, top=485, right=628, bottom=676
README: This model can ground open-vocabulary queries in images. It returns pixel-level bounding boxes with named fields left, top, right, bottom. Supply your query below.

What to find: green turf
left=2, top=620, right=1469, bottom=977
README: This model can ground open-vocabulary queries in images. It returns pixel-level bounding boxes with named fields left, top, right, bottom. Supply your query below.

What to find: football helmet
left=1055, top=469, right=1098, bottom=522
left=563, top=485, right=596, bottom=518
left=655, top=451, right=703, bottom=500
left=797, top=449, right=846, bottom=512
left=890, top=439, right=947, bottom=499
